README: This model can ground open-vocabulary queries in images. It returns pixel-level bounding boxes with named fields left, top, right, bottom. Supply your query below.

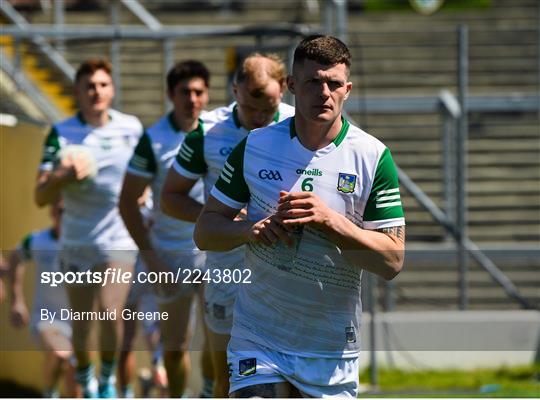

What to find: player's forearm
left=325, top=213, right=405, bottom=280
left=34, top=169, right=71, bottom=207
left=7, top=252, right=25, bottom=304
left=194, top=211, right=250, bottom=251
left=119, top=196, right=153, bottom=251
left=160, top=191, right=203, bottom=223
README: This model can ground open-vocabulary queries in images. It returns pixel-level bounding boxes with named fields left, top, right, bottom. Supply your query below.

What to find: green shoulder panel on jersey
left=20, top=233, right=33, bottom=261
left=214, top=137, right=250, bottom=204
left=363, top=148, right=404, bottom=222
left=176, top=128, right=207, bottom=174
left=129, top=131, right=157, bottom=175
left=41, top=127, right=61, bottom=164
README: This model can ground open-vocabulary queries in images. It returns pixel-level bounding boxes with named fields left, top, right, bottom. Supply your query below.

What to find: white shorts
left=227, top=337, right=359, bottom=397
left=152, top=247, right=206, bottom=304
left=31, top=320, right=72, bottom=344
left=59, top=246, right=137, bottom=274
left=204, top=248, right=243, bottom=335
left=204, top=281, right=238, bottom=335
left=126, top=257, right=160, bottom=336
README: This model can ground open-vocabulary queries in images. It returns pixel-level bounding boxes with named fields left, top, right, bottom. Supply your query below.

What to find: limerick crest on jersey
left=337, top=173, right=357, bottom=193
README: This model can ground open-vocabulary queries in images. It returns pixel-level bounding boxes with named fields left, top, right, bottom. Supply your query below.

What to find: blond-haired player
left=161, top=53, right=294, bottom=397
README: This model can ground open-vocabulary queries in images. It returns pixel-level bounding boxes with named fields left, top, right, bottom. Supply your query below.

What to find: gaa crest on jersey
left=337, top=173, right=357, bottom=194
left=100, top=137, right=112, bottom=150
left=239, top=358, right=256, bottom=376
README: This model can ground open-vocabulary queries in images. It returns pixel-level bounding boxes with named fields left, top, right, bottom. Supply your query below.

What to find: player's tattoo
left=376, top=225, right=405, bottom=242
left=232, top=383, right=277, bottom=398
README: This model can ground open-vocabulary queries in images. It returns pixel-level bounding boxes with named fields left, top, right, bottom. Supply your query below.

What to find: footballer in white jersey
left=35, top=59, right=143, bottom=398
left=39, top=109, right=142, bottom=258
left=15, top=228, right=70, bottom=338
left=7, top=200, right=79, bottom=397
left=211, top=116, right=404, bottom=356
left=194, top=36, right=405, bottom=397
left=125, top=114, right=205, bottom=267
left=119, top=60, right=211, bottom=398
left=161, top=53, right=294, bottom=398
left=172, top=101, right=294, bottom=334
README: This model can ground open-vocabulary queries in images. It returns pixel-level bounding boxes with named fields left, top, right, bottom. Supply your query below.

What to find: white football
left=59, top=145, right=98, bottom=179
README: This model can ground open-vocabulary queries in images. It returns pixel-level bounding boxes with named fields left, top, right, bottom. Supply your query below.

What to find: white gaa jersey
left=17, top=229, right=68, bottom=327
left=173, top=102, right=295, bottom=201
left=210, top=116, right=405, bottom=358
left=40, top=110, right=143, bottom=249
left=172, top=102, right=294, bottom=267
left=126, top=113, right=204, bottom=250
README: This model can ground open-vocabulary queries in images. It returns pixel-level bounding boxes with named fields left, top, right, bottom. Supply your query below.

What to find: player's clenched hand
left=10, top=301, right=29, bottom=328
left=248, top=214, right=293, bottom=247
left=59, top=153, right=93, bottom=182
left=277, top=190, right=337, bottom=231
left=234, top=207, right=248, bottom=222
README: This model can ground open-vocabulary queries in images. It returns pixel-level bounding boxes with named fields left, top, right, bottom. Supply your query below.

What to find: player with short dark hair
left=160, top=53, right=294, bottom=397
left=119, top=59, right=211, bottom=398
left=193, top=35, right=405, bottom=397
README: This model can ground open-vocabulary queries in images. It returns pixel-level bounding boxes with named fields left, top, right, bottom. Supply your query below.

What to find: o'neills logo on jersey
left=258, top=169, right=283, bottom=181
left=296, top=168, right=323, bottom=177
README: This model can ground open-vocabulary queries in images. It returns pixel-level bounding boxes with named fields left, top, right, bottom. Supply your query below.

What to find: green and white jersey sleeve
left=173, top=127, right=207, bottom=180
left=16, top=229, right=68, bottom=324
left=206, top=117, right=404, bottom=359
left=17, top=233, right=34, bottom=262
left=127, top=113, right=205, bottom=250
left=211, top=137, right=250, bottom=210
left=173, top=102, right=294, bottom=202
left=362, top=148, right=404, bottom=229
left=39, top=127, right=61, bottom=171
left=126, top=131, right=157, bottom=179
left=38, top=110, right=143, bottom=250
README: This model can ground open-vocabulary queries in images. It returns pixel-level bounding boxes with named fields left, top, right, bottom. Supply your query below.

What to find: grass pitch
left=359, top=364, right=539, bottom=397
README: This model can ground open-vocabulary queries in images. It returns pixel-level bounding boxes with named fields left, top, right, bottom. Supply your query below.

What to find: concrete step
left=405, top=225, right=540, bottom=242
left=354, top=58, right=535, bottom=74
left=405, top=208, right=539, bottom=222
left=404, top=179, right=539, bottom=194
left=403, top=194, right=540, bottom=209
left=395, top=152, right=539, bottom=167
left=355, top=43, right=536, bottom=59
left=396, top=271, right=540, bottom=285
left=395, top=286, right=540, bottom=301
left=390, top=140, right=540, bottom=154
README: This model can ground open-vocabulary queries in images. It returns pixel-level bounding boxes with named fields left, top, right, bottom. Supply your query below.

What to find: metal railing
left=346, top=88, right=538, bottom=310
left=346, top=22, right=538, bottom=311
left=1, top=22, right=311, bottom=114
left=0, top=47, right=64, bottom=122
left=347, top=88, right=536, bottom=313
left=0, top=0, right=75, bottom=82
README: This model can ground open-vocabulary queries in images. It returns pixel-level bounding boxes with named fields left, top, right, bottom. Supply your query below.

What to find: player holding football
left=161, top=53, right=294, bottom=397
left=194, top=35, right=405, bottom=397
left=35, top=59, right=143, bottom=398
